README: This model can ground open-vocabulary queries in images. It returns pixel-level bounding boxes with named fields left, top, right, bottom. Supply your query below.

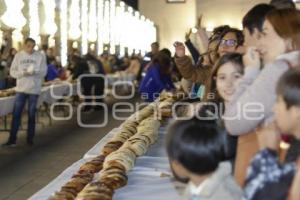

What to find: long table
left=0, top=82, right=78, bottom=117
left=29, top=121, right=183, bottom=200
left=0, top=82, right=79, bottom=131
left=0, top=72, right=137, bottom=118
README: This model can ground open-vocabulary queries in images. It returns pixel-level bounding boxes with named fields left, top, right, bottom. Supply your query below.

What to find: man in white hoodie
left=3, top=38, right=47, bottom=146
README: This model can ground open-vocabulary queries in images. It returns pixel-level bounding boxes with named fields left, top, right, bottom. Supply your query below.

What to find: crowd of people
left=1, top=0, right=300, bottom=199
left=0, top=45, right=148, bottom=91
left=136, top=0, right=300, bottom=200
left=0, top=38, right=149, bottom=146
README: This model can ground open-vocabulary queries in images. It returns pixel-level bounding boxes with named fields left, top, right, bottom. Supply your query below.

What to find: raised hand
left=196, top=14, right=209, bottom=51
left=174, top=42, right=186, bottom=58
left=243, top=47, right=261, bottom=70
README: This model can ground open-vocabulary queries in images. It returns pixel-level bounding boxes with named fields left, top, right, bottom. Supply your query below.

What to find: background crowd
left=1, top=0, right=300, bottom=199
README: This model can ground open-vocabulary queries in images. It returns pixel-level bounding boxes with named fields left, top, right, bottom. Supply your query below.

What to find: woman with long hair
left=139, top=50, right=175, bottom=102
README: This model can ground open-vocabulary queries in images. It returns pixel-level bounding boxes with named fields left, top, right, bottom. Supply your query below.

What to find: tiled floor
left=0, top=102, right=134, bottom=200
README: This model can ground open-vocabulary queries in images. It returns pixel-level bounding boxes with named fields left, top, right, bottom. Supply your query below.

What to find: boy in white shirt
left=3, top=38, right=47, bottom=146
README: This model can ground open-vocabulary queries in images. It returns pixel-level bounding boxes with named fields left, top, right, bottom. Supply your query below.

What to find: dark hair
left=209, top=25, right=231, bottom=42
left=220, top=28, right=244, bottom=46
left=206, top=53, right=244, bottom=102
left=71, top=55, right=82, bottom=64
left=213, top=25, right=231, bottom=36
left=270, top=0, right=296, bottom=9
left=166, top=112, right=226, bottom=175
left=198, top=28, right=228, bottom=67
left=276, top=68, right=300, bottom=108
left=159, top=48, right=172, bottom=58
left=174, top=97, right=201, bottom=117
left=24, top=38, right=36, bottom=45
left=84, top=53, right=96, bottom=61
left=152, top=51, right=172, bottom=75
left=242, top=4, right=275, bottom=34
left=42, top=44, right=48, bottom=51
left=151, top=42, right=159, bottom=48
left=9, top=48, right=17, bottom=55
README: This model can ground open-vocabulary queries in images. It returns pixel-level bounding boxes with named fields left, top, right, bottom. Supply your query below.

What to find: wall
left=196, top=0, right=270, bottom=30
left=139, top=0, right=271, bottom=52
left=139, top=0, right=197, bottom=53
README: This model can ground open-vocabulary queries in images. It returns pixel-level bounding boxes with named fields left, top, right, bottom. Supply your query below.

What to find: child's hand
left=243, top=47, right=261, bottom=70
left=174, top=42, right=186, bottom=58
left=196, top=15, right=209, bottom=51
left=257, top=122, right=281, bottom=151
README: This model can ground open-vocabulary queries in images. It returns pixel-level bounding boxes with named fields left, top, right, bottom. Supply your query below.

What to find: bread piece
left=49, top=191, right=76, bottom=200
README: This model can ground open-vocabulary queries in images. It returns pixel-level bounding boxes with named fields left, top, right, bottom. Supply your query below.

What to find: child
left=243, top=69, right=300, bottom=200
left=166, top=108, right=242, bottom=200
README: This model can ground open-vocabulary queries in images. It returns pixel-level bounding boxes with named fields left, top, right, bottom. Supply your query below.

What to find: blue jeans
left=8, top=92, right=39, bottom=143
left=0, top=80, right=5, bottom=89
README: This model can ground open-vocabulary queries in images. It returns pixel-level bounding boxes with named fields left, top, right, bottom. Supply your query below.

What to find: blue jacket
left=139, top=64, right=174, bottom=102
left=46, top=64, right=58, bottom=81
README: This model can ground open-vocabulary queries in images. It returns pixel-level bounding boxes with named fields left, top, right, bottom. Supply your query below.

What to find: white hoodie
left=10, top=50, right=47, bottom=95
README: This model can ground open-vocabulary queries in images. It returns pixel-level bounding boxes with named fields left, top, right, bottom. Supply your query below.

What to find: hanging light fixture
left=97, top=0, right=104, bottom=55
left=118, top=1, right=126, bottom=57
left=72, top=41, right=79, bottom=49
left=140, top=15, right=147, bottom=55
left=12, top=30, right=24, bottom=48
left=60, top=0, right=68, bottom=67
left=41, top=0, right=57, bottom=47
left=103, top=0, right=110, bottom=45
left=134, top=11, right=141, bottom=53
left=69, top=0, right=81, bottom=40
left=81, top=0, right=88, bottom=55
left=88, top=0, right=97, bottom=42
left=41, top=0, right=57, bottom=36
left=109, top=0, right=116, bottom=54
left=1, top=0, right=26, bottom=30
left=29, top=0, right=40, bottom=42
left=49, top=37, right=55, bottom=47
left=126, top=6, right=134, bottom=56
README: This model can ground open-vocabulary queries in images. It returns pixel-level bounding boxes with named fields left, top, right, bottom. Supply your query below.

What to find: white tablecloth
left=0, top=96, right=16, bottom=117
left=0, top=82, right=79, bottom=117
left=106, top=74, right=136, bottom=86
left=42, top=82, right=75, bottom=105
left=29, top=121, right=182, bottom=200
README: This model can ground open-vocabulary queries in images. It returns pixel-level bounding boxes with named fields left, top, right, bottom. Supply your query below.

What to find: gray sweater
left=10, top=50, right=47, bottom=95
left=223, top=51, right=300, bottom=135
